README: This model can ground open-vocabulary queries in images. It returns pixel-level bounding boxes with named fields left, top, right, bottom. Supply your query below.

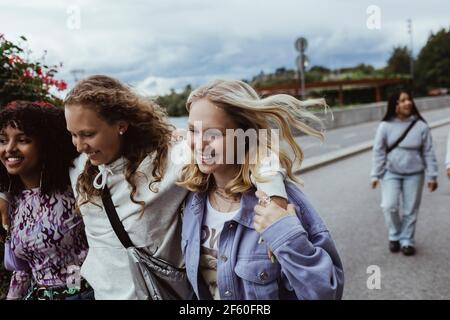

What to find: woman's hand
left=371, top=179, right=379, bottom=189
left=253, top=191, right=296, bottom=233
left=428, top=181, right=438, bottom=192
left=270, top=196, right=288, bottom=209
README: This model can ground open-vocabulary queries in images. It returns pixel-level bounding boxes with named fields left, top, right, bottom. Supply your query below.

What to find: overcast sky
left=1, top=0, right=449, bottom=96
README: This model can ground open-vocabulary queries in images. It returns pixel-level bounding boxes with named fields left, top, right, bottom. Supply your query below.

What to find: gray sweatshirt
left=371, top=116, right=438, bottom=182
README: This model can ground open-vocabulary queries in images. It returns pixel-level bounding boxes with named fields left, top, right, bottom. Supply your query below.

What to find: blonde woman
left=61, top=75, right=286, bottom=300
left=178, top=80, right=344, bottom=300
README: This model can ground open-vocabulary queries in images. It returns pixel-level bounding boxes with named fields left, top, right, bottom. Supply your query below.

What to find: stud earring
left=119, top=131, right=124, bottom=135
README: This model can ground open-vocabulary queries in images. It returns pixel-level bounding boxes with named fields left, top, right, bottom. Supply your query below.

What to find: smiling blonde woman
left=178, top=79, right=344, bottom=300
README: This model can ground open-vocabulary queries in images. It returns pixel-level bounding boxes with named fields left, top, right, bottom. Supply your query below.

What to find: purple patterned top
left=7, top=188, right=88, bottom=300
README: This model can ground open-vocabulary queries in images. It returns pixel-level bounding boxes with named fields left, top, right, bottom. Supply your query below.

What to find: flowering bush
left=0, top=34, right=67, bottom=107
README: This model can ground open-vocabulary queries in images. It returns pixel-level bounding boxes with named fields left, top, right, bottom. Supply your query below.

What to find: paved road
left=296, top=123, right=450, bottom=299
left=296, top=106, right=450, bottom=158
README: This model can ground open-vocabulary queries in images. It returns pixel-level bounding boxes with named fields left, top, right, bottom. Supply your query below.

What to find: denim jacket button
left=228, top=223, right=234, bottom=229
left=259, top=271, right=269, bottom=281
left=223, top=290, right=232, bottom=297
left=220, top=255, right=228, bottom=262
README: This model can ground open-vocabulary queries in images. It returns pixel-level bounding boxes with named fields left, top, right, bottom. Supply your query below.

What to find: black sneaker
left=401, top=246, right=415, bottom=256
left=389, top=241, right=400, bottom=253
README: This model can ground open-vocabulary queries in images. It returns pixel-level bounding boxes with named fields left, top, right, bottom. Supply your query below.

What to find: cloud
left=1, top=0, right=449, bottom=95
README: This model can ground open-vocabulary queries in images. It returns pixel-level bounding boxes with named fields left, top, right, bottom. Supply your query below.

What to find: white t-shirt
left=199, top=196, right=241, bottom=300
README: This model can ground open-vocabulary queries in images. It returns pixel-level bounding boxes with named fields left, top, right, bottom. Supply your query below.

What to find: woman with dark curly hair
left=63, top=75, right=286, bottom=300
left=0, top=101, right=89, bottom=300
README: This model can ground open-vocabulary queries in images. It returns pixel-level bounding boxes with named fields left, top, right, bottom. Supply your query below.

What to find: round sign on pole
left=295, top=37, right=307, bottom=52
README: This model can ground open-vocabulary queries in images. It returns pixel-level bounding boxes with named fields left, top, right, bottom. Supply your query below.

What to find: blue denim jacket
left=181, top=181, right=344, bottom=300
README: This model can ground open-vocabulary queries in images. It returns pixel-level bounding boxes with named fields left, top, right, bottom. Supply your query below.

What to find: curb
left=296, top=117, right=450, bottom=174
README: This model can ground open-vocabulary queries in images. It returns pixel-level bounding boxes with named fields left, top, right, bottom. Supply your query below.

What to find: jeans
left=380, top=171, right=425, bottom=247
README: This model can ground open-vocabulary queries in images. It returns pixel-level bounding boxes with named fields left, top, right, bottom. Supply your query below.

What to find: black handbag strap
left=386, top=118, right=419, bottom=154
left=101, top=186, right=135, bottom=249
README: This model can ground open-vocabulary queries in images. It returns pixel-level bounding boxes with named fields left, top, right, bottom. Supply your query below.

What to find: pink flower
left=56, top=80, right=68, bottom=91
left=22, top=69, right=32, bottom=78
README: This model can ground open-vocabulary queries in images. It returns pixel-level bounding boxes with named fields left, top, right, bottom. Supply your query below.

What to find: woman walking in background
left=371, top=90, right=438, bottom=256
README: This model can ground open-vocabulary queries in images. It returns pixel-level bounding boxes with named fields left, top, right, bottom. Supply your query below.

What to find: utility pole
left=295, top=37, right=308, bottom=99
left=407, top=19, right=414, bottom=81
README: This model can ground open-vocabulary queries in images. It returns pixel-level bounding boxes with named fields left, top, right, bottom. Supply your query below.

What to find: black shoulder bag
left=386, top=118, right=419, bottom=154
left=101, top=186, right=193, bottom=300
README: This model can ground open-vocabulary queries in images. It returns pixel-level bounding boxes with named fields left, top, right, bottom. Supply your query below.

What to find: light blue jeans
left=380, top=171, right=425, bottom=247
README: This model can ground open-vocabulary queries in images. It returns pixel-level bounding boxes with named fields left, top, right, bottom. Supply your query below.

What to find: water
left=169, top=116, right=189, bottom=128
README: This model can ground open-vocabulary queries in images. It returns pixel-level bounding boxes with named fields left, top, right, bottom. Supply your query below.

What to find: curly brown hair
left=64, top=75, right=174, bottom=214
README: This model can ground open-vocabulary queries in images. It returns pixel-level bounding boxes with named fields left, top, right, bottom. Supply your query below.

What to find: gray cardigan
left=371, top=116, right=438, bottom=182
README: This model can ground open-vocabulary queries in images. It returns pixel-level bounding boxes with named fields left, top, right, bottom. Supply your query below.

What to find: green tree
left=306, top=65, right=330, bottom=82
left=156, top=84, right=191, bottom=117
left=385, top=46, right=412, bottom=75
left=415, top=27, right=450, bottom=91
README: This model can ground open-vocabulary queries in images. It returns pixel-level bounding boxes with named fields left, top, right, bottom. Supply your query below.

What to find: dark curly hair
left=0, top=101, right=78, bottom=196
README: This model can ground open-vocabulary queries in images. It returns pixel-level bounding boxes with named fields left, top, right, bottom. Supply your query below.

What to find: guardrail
left=297, top=116, right=450, bottom=174
left=318, top=95, right=450, bottom=131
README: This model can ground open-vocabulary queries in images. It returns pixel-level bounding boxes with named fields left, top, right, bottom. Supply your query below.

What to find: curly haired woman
left=0, top=101, right=89, bottom=300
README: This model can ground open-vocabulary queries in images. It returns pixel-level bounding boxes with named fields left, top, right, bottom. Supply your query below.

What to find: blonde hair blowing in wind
left=177, top=79, right=327, bottom=194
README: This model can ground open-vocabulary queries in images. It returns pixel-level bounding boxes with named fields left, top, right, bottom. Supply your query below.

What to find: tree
left=309, top=65, right=331, bottom=74
left=385, top=46, right=412, bottom=75
left=0, top=34, right=67, bottom=107
left=415, top=27, right=450, bottom=91
left=156, top=84, right=191, bottom=117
